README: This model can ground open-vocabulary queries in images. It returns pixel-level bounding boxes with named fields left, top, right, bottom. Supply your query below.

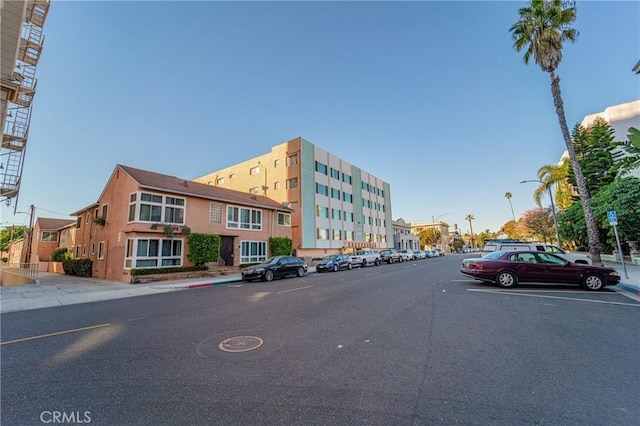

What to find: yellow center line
left=0, top=323, right=112, bottom=346
left=277, top=285, right=314, bottom=294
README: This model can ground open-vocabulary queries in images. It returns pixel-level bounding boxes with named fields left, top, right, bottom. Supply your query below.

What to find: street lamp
left=520, top=180, right=561, bottom=248
left=431, top=213, right=450, bottom=249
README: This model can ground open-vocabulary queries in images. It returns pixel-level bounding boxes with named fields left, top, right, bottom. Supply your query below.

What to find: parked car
left=460, top=250, right=619, bottom=290
left=380, top=249, right=402, bottom=264
left=481, top=241, right=591, bottom=264
left=316, top=254, right=353, bottom=273
left=241, top=256, right=308, bottom=282
left=398, top=249, right=414, bottom=261
left=413, top=250, right=426, bottom=260
left=424, top=250, right=434, bottom=258
left=351, top=250, right=381, bottom=267
left=433, top=248, right=445, bottom=257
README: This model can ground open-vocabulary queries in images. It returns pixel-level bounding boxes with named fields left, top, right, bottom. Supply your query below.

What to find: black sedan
left=241, top=256, right=308, bottom=282
left=315, top=254, right=353, bottom=273
left=460, top=250, right=620, bottom=290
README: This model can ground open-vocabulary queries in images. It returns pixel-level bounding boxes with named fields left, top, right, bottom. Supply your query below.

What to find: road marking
left=364, top=272, right=381, bottom=277
left=0, top=323, right=112, bottom=346
left=467, top=289, right=640, bottom=307
left=277, top=285, right=314, bottom=294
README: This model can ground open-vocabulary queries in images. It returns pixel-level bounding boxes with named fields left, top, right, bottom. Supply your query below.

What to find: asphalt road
left=2, top=255, right=639, bottom=425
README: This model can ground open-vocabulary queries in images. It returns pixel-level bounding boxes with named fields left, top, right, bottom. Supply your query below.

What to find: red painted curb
left=187, top=283, right=213, bottom=289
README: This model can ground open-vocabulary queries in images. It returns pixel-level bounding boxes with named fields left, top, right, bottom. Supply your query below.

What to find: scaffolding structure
left=1, top=0, right=50, bottom=208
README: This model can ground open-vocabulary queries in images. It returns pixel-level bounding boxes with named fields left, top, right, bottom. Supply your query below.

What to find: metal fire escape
left=1, top=0, right=50, bottom=208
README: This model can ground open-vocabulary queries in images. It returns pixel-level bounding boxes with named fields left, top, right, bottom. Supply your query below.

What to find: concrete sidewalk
left=1, top=262, right=638, bottom=314
left=0, top=272, right=245, bottom=314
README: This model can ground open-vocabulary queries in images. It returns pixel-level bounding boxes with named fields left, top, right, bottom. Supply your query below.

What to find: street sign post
left=608, top=211, right=628, bottom=279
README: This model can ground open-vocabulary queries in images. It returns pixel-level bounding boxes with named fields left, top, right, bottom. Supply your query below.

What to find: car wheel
left=362, top=260, right=367, bottom=268
left=582, top=274, right=604, bottom=291
left=297, top=266, right=306, bottom=277
left=388, top=258, right=393, bottom=264
left=374, top=258, right=380, bottom=266
left=347, top=263, right=353, bottom=270
left=496, top=271, right=518, bottom=288
left=264, top=270, right=274, bottom=282
left=333, top=264, right=338, bottom=272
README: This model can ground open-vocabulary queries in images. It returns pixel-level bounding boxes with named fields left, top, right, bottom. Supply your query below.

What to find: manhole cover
left=218, top=336, right=264, bottom=353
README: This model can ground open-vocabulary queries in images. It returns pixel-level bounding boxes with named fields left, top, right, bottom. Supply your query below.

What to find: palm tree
left=465, top=214, right=475, bottom=248
left=505, top=192, right=516, bottom=222
left=510, top=0, right=602, bottom=265
left=534, top=161, right=572, bottom=210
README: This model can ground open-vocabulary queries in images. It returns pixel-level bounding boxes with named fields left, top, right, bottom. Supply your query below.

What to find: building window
left=345, top=230, right=354, bottom=240
left=227, top=206, right=262, bottom=230
left=125, top=238, right=182, bottom=268
left=41, top=231, right=58, bottom=242
left=101, top=204, right=108, bottom=220
left=230, top=173, right=236, bottom=179
left=76, top=217, right=82, bottom=229
left=250, top=166, right=260, bottom=175
left=250, top=187, right=260, bottom=194
left=240, top=241, right=267, bottom=263
left=274, top=181, right=281, bottom=190
left=129, top=192, right=185, bottom=224
left=331, top=208, right=341, bottom=220
left=216, top=177, right=225, bottom=185
left=344, top=211, right=354, bottom=222
left=317, top=228, right=329, bottom=240
left=342, top=174, right=352, bottom=185
left=315, top=161, right=328, bottom=175
left=75, top=246, right=81, bottom=258
left=332, top=229, right=341, bottom=240
left=343, top=193, right=353, bottom=203
left=209, top=202, right=223, bottom=224
left=274, top=159, right=281, bottom=168
left=362, top=182, right=369, bottom=191
left=331, top=168, right=340, bottom=180
left=316, top=183, right=328, bottom=196
left=286, top=178, right=298, bottom=189
left=98, top=242, right=105, bottom=259
left=331, top=188, right=340, bottom=199
left=286, top=154, right=298, bottom=167
left=316, top=206, right=329, bottom=218
left=278, top=212, right=291, bottom=226
left=83, top=245, right=87, bottom=256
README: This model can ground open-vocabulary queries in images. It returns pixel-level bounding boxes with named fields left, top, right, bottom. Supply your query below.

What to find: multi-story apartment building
left=194, top=137, right=393, bottom=258
left=70, top=165, right=293, bottom=282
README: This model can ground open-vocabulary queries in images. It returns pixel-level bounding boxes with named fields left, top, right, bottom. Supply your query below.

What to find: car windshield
left=261, top=257, right=281, bottom=265
left=483, top=251, right=506, bottom=260
left=321, top=255, right=338, bottom=261
left=355, top=251, right=366, bottom=255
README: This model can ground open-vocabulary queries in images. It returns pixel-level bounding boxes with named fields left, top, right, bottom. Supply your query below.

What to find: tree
left=613, top=127, right=640, bottom=175
left=0, top=226, right=28, bottom=252
left=510, top=0, right=602, bottom=265
left=567, top=119, right=618, bottom=196
left=500, top=220, right=523, bottom=240
left=535, top=161, right=572, bottom=210
left=465, top=214, right=475, bottom=248
left=505, top=192, right=516, bottom=221
left=418, top=228, right=441, bottom=248
left=558, top=176, right=640, bottom=253
left=521, top=208, right=555, bottom=243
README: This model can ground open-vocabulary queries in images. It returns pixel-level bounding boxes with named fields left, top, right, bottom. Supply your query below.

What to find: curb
left=617, top=282, right=640, bottom=296
left=154, top=277, right=244, bottom=290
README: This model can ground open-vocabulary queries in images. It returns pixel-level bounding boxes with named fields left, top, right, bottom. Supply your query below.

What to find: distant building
left=194, top=137, right=393, bottom=258
left=411, top=221, right=451, bottom=252
left=29, top=218, right=76, bottom=269
left=392, top=218, right=420, bottom=251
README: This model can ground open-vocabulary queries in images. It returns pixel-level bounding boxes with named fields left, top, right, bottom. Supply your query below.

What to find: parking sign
left=607, top=211, right=618, bottom=226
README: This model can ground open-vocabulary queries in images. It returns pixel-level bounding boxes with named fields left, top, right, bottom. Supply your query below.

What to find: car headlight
left=608, top=271, right=619, bottom=276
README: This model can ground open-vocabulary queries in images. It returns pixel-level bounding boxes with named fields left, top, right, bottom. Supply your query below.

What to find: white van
left=481, top=242, right=592, bottom=264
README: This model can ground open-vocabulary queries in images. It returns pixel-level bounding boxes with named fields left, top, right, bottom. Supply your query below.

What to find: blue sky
left=2, top=0, right=638, bottom=236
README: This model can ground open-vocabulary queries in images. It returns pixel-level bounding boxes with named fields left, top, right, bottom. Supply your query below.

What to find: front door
left=221, top=236, right=234, bottom=266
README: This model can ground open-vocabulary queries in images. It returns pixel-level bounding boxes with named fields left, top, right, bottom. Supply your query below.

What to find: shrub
left=269, top=237, right=292, bottom=256
left=62, top=259, right=93, bottom=277
left=51, top=247, right=72, bottom=262
left=187, top=233, right=221, bottom=267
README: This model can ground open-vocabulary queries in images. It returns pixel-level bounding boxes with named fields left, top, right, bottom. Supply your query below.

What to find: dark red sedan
left=460, top=250, right=620, bottom=291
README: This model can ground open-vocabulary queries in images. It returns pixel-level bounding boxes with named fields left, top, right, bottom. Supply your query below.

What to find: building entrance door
left=221, top=236, right=234, bottom=266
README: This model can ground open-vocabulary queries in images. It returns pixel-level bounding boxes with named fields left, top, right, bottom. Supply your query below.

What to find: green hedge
left=269, top=237, right=292, bottom=256
left=130, top=266, right=208, bottom=276
left=62, top=259, right=93, bottom=277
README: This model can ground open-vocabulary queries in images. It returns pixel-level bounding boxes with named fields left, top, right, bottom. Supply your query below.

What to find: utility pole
left=24, top=204, right=35, bottom=264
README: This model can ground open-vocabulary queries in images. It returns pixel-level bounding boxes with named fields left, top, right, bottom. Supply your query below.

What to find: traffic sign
left=607, top=211, right=618, bottom=226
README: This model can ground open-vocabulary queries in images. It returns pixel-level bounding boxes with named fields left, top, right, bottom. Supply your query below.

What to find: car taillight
left=469, top=263, right=483, bottom=270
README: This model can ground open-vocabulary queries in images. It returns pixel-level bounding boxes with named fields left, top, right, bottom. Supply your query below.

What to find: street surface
left=2, top=255, right=639, bottom=425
